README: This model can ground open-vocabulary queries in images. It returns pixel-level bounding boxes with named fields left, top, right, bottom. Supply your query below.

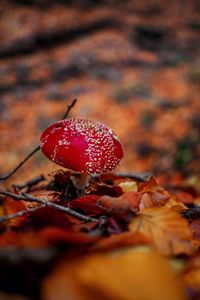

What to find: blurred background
left=0, top=0, right=199, bottom=187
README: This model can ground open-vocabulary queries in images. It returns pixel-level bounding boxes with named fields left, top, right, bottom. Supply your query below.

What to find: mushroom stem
left=70, top=173, right=90, bottom=195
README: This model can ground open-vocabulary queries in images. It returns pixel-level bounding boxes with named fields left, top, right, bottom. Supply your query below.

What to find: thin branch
left=115, top=172, right=151, bottom=182
left=0, top=146, right=40, bottom=182
left=0, top=189, right=97, bottom=222
left=13, top=175, right=45, bottom=192
left=0, top=205, right=45, bottom=222
left=62, top=98, right=77, bottom=119
left=0, top=99, right=78, bottom=182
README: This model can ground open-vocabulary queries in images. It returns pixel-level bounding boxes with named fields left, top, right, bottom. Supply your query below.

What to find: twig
left=0, top=189, right=97, bottom=222
left=0, top=146, right=40, bottom=182
left=0, top=99, right=78, bottom=182
left=13, top=175, right=45, bottom=191
left=0, top=205, right=45, bottom=222
left=115, top=172, right=151, bottom=182
left=62, top=98, right=77, bottom=119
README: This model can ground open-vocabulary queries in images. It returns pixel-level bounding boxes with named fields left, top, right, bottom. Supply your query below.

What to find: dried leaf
left=138, top=176, right=158, bottom=193
left=175, top=191, right=194, bottom=204
left=69, top=195, right=102, bottom=216
left=91, top=231, right=149, bottom=252
left=3, top=197, right=28, bottom=227
left=40, top=226, right=98, bottom=245
left=118, top=181, right=138, bottom=193
left=129, top=207, right=195, bottom=255
left=31, top=207, right=71, bottom=229
left=43, top=250, right=186, bottom=300
left=97, top=192, right=141, bottom=219
left=138, top=177, right=175, bottom=210
left=164, top=196, right=188, bottom=211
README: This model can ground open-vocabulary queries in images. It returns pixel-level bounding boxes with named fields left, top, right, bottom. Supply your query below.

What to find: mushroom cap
left=40, top=118, right=124, bottom=174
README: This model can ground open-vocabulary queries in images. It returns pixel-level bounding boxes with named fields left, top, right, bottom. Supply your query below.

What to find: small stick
left=0, top=189, right=97, bottom=222
left=115, top=172, right=151, bottom=182
left=0, top=146, right=40, bottom=181
left=0, top=99, right=78, bottom=182
left=13, top=174, right=45, bottom=191
left=0, top=205, right=45, bottom=222
left=62, top=98, right=77, bottom=119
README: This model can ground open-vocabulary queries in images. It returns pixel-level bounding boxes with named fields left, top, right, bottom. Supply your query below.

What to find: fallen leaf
left=43, top=250, right=186, bottom=300
left=129, top=207, right=195, bottom=255
left=31, top=207, right=71, bottom=229
left=138, top=176, right=175, bottom=210
left=164, top=196, right=188, bottom=211
left=138, top=176, right=158, bottom=193
left=40, top=226, right=98, bottom=245
left=3, top=197, right=28, bottom=227
left=91, top=231, right=149, bottom=252
left=175, top=191, right=194, bottom=204
left=97, top=192, right=141, bottom=219
left=118, top=181, right=138, bottom=193
left=69, top=195, right=102, bottom=216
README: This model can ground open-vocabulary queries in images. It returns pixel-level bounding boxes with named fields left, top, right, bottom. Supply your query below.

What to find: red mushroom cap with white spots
left=40, top=118, right=124, bottom=174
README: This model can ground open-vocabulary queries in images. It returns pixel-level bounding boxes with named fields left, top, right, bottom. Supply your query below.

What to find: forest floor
left=0, top=1, right=200, bottom=300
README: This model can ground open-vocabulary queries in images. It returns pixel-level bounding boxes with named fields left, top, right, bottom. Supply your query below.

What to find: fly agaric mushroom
left=40, top=118, right=124, bottom=192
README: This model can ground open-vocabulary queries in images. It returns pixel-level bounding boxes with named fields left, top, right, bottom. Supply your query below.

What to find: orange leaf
left=43, top=250, right=186, bottom=300
left=92, top=231, right=149, bottom=252
left=138, top=176, right=158, bottom=193
left=129, top=207, right=195, bottom=255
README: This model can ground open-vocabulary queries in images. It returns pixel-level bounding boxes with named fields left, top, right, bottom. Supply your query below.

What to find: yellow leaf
left=43, top=250, right=186, bottom=300
left=129, top=207, right=195, bottom=255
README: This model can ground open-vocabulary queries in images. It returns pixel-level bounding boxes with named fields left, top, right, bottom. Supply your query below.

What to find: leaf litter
left=0, top=171, right=200, bottom=299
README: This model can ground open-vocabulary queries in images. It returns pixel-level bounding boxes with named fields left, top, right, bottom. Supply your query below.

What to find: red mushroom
left=40, top=118, right=124, bottom=192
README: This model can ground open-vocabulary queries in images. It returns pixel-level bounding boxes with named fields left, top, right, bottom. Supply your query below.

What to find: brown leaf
left=43, top=250, right=186, bottom=300
left=97, top=192, right=141, bottom=219
left=138, top=176, right=176, bottom=210
left=129, top=207, right=195, bottom=255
